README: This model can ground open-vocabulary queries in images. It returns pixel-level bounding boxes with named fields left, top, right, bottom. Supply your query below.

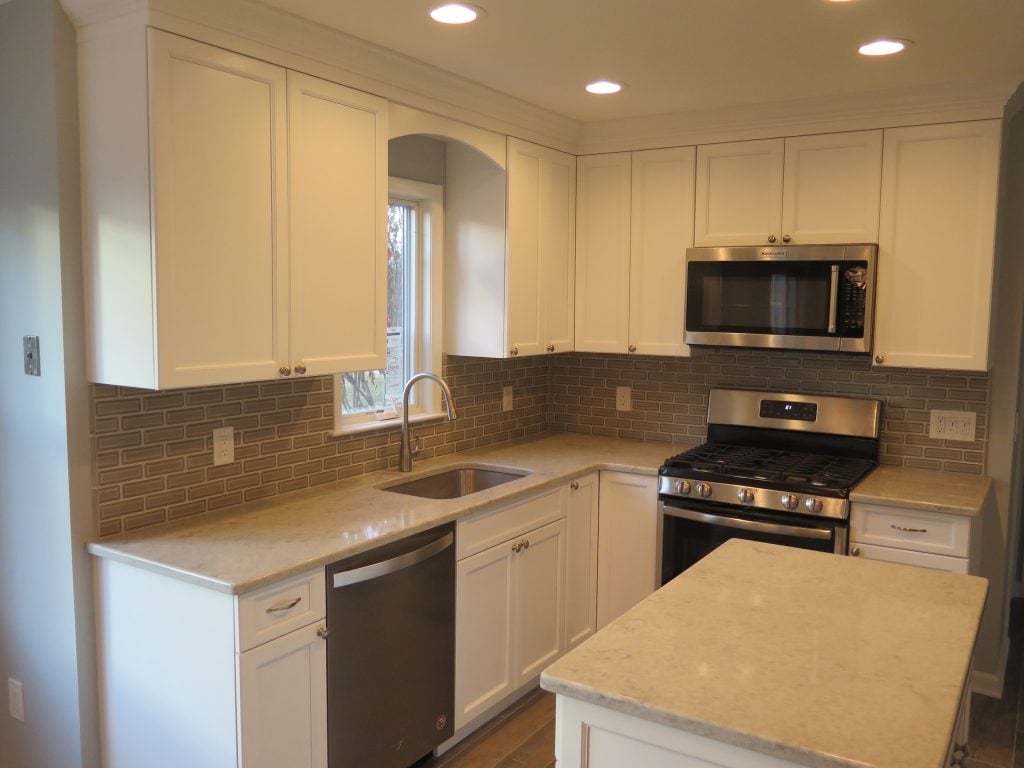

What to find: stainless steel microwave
left=684, top=244, right=877, bottom=353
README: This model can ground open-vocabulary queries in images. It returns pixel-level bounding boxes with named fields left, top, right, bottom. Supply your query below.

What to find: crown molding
left=577, top=78, right=1022, bottom=155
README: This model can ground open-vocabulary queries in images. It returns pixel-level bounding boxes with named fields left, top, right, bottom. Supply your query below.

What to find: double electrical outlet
left=928, top=410, right=977, bottom=442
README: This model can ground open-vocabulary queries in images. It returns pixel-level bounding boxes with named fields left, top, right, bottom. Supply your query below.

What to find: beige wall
left=0, top=1, right=97, bottom=766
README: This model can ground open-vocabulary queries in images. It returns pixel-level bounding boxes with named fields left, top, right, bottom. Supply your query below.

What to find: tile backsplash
left=91, top=349, right=988, bottom=537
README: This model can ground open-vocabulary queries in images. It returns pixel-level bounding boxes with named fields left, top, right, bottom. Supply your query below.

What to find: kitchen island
left=541, top=539, right=988, bottom=768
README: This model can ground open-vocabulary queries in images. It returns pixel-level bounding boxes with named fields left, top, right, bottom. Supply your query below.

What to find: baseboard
left=972, top=640, right=1011, bottom=699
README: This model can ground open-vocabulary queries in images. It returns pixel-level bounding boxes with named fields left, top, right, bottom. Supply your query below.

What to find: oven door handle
left=661, top=504, right=833, bottom=541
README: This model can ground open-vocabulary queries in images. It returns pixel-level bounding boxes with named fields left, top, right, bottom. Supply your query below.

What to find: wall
left=0, top=1, right=97, bottom=766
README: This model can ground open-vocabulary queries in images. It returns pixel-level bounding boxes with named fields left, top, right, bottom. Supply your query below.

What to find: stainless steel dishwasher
left=325, top=523, right=455, bottom=768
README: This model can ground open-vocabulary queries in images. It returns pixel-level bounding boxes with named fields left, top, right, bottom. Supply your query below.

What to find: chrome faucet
left=398, top=373, right=457, bottom=472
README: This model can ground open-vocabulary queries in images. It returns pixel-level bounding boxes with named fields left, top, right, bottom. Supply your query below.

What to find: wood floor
left=420, top=689, right=556, bottom=768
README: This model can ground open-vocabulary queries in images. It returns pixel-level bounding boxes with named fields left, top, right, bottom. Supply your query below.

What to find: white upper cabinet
left=873, top=120, right=1001, bottom=371
left=287, top=71, right=387, bottom=377
left=575, top=147, right=695, bottom=356
left=574, top=153, right=632, bottom=353
left=694, top=131, right=882, bottom=247
left=80, top=28, right=387, bottom=388
left=446, top=137, right=576, bottom=358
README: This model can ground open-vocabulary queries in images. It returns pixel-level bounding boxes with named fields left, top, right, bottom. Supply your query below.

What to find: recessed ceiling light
left=585, top=80, right=624, bottom=95
left=429, top=4, right=484, bottom=24
left=858, top=38, right=912, bottom=56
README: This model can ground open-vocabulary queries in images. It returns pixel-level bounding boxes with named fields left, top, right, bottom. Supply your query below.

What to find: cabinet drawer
left=236, top=569, right=326, bottom=652
left=851, top=541, right=969, bottom=574
left=850, top=503, right=970, bottom=558
left=457, top=486, right=564, bottom=560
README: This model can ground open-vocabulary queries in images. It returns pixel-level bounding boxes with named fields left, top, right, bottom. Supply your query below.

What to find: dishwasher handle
left=332, top=530, right=454, bottom=588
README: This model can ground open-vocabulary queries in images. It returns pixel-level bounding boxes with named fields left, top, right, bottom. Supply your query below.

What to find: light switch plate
left=213, top=427, right=234, bottom=466
left=502, top=386, right=513, bottom=412
left=616, top=386, right=631, bottom=412
left=23, top=336, right=39, bottom=376
left=8, top=678, right=24, bottom=723
left=929, top=410, right=977, bottom=442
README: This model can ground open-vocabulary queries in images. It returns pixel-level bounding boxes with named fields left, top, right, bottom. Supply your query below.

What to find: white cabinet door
left=629, top=147, right=696, bottom=357
left=781, top=130, right=882, bottom=244
left=513, top=519, right=567, bottom=684
left=150, top=30, right=289, bottom=388
left=565, top=473, right=600, bottom=650
left=694, top=138, right=784, bottom=247
left=851, top=542, right=969, bottom=574
left=575, top=153, right=632, bottom=353
left=597, top=472, right=659, bottom=629
left=454, top=541, right=516, bottom=729
left=873, top=120, right=1001, bottom=371
left=287, top=71, right=387, bottom=376
left=237, top=622, right=328, bottom=768
left=507, top=137, right=576, bottom=357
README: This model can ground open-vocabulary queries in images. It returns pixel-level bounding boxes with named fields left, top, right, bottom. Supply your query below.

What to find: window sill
left=330, top=411, right=447, bottom=438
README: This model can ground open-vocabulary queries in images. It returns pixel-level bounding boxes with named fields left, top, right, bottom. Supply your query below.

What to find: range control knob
left=736, top=488, right=754, bottom=504
left=780, top=493, right=800, bottom=511
left=696, top=482, right=712, bottom=498
left=805, top=497, right=824, bottom=514
left=675, top=479, right=692, bottom=496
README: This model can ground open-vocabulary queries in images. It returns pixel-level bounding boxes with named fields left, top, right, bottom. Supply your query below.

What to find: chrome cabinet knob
left=295, top=363, right=307, bottom=375
left=737, top=488, right=754, bottom=504
left=279, top=365, right=292, bottom=376
left=696, top=482, right=712, bottom=498
left=522, top=539, right=529, bottom=550
left=767, top=234, right=777, bottom=243
left=317, top=626, right=331, bottom=640
left=874, top=354, right=885, bottom=364
left=628, top=344, right=637, bottom=353
left=782, top=234, right=791, bottom=243
left=512, top=542, right=521, bottom=553
left=850, top=546, right=861, bottom=557
left=805, top=497, right=823, bottom=514
left=569, top=480, right=579, bottom=490
left=510, top=347, right=519, bottom=356
left=780, top=493, right=799, bottom=510
left=546, top=344, right=555, bottom=352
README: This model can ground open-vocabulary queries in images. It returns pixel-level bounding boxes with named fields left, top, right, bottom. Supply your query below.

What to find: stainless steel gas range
left=658, top=388, right=881, bottom=586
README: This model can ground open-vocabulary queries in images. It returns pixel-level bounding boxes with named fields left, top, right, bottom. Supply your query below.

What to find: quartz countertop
left=540, top=539, right=988, bottom=768
left=851, top=465, right=992, bottom=516
left=87, top=433, right=679, bottom=594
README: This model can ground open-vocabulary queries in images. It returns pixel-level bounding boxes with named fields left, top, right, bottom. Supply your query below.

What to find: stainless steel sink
left=381, top=466, right=528, bottom=499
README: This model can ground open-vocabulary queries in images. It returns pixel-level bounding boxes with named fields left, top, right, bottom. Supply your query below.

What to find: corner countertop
left=87, top=433, right=678, bottom=594
left=540, top=539, right=988, bottom=768
left=850, top=465, right=992, bottom=516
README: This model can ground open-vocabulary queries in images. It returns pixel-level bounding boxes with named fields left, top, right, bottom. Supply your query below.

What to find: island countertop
left=540, top=539, right=988, bottom=768
left=87, top=433, right=677, bottom=594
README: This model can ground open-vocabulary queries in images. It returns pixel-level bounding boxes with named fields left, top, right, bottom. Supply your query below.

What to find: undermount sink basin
left=382, top=466, right=528, bottom=499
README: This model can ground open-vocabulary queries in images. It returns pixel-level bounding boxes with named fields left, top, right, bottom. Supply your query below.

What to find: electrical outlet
left=213, top=427, right=234, bottom=466
left=615, top=386, right=631, bottom=412
left=8, top=678, right=24, bottom=723
left=502, top=385, right=513, bottom=412
left=929, top=410, right=977, bottom=442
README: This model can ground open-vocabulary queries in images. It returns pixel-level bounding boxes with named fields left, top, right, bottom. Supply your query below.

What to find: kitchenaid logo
left=760, top=249, right=788, bottom=256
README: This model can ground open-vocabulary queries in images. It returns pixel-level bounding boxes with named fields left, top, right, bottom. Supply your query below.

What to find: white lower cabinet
left=849, top=502, right=979, bottom=574
left=565, top=472, right=600, bottom=650
left=597, top=472, right=660, bottom=629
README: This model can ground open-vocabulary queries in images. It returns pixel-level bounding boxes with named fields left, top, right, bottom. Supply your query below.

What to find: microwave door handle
left=827, top=265, right=840, bottom=334
left=660, top=503, right=833, bottom=541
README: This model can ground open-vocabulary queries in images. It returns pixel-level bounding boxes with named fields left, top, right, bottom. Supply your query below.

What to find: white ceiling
left=259, top=0, right=1024, bottom=123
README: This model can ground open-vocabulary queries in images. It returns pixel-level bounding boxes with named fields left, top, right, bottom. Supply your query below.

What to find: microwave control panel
left=838, top=265, right=868, bottom=335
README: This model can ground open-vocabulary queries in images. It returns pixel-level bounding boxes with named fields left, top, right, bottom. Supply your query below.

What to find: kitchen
left=2, top=1, right=1024, bottom=767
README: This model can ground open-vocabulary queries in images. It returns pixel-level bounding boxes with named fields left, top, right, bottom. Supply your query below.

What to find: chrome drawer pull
left=891, top=524, right=927, bottom=533
left=266, top=596, right=302, bottom=614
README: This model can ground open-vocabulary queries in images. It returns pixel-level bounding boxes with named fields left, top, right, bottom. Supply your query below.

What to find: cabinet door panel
left=597, top=472, right=658, bottom=629
left=694, top=139, right=784, bottom=246
left=513, top=519, right=566, bottom=684
left=874, top=121, right=1000, bottom=370
left=150, top=30, right=288, bottom=387
left=565, top=474, right=600, bottom=650
left=782, top=130, right=882, bottom=244
left=853, top=542, right=969, bottom=574
left=288, top=71, right=387, bottom=375
left=629, top=147, right=696, bottom=357
left=455, top=544, right=515, bottom=729
left=575, top=153, right=631, bottom=353
left=540, top=150, right=577, bottom=354
left=507, top=139, right=544, bottom=357
left=238, top=622, right=327, bottom=768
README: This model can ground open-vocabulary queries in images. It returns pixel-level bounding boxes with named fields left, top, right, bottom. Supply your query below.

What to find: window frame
left=332, top=177, right=444, bottom=435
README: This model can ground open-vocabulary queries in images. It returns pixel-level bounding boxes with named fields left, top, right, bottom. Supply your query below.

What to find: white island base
left=542, top=540, right=986, bottom=768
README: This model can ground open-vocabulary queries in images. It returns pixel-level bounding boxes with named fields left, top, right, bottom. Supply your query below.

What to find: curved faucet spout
left=398, top=373, right=457, bottom=472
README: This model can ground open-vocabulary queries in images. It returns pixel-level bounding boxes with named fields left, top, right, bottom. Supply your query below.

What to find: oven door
left=658, top=498, right=848, bottom=586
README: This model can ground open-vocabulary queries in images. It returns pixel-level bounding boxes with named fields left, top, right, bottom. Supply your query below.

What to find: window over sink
left=334, top=177, right=443, bottom=433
